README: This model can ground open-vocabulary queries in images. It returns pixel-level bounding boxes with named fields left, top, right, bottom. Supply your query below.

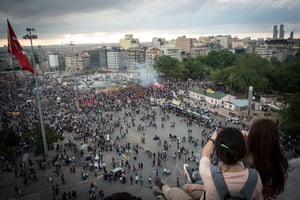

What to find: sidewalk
left=0, top=144, right=89, bottom=200
left=278, top=157, right=300, bottom=200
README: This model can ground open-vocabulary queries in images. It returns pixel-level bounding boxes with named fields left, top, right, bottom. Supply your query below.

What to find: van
left=200, top=115, right=211, bottom=122
left=110, top=167, right=124, bottom=177
left=228, top=117, right=240, bottom=124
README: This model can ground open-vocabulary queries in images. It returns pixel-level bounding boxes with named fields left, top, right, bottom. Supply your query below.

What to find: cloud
left=0, top=0, right=139, bottom=18
left=0, top=0, right=300, bottom=45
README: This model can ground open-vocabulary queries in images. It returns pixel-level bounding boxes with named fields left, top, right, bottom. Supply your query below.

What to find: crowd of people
left=0, top=72, right=299, bottom=200
left=0, top=73, right=215, bottom=199
left=153, top=118, right=290, bottom=200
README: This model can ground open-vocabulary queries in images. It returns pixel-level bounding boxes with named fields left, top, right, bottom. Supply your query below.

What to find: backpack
left=211, top=165, right=258, bottom=200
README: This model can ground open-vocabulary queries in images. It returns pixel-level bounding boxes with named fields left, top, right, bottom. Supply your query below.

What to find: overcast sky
left=1, top=0, right=300, bottom=46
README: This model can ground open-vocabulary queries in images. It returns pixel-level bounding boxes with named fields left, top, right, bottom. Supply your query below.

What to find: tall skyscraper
left=279, top=24, right=284, bottom=39
left=289, top=31, right=294, bottom=39
left=273, top=25, right=278, bottom=39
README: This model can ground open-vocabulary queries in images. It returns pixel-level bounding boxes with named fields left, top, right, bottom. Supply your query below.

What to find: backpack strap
left=211, top=165, right=229, bottom=199
left=240, top=168, right=258, bottom=200
left=211, top=165, right=259, bottom=200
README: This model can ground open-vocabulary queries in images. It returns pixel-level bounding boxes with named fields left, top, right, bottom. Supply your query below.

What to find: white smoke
left=136, top=63, right=159, bottom=87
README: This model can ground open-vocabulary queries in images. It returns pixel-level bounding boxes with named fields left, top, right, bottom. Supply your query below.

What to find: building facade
left=120, top=34, right=140, bottom=50
left=106, top=47, right=127, bottom=70
left=152, top=37, right=167, bottom=48
left=215, top=35, right=232, bottom=49
left=279, top=24, right=285, bottom=39
left=273, top=25, right=278, bottom=39
left=145, top=48, right=161, bottom=67
left=160, top=47, right=182, bottom=60
left=175, top=36, right=193, bottom=56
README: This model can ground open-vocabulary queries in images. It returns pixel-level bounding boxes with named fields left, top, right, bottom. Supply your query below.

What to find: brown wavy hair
left=247, top=118, right=288, bottom=196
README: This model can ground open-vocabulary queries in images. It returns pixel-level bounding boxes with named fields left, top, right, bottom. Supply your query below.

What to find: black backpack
left=211, top=165, right=258, bottom=200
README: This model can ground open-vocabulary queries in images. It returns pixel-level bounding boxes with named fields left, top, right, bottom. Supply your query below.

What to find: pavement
left=1, top=105, right=299, bottom=200
left=277, top=157, right=300, bottom=200
left=0, top=106, right=204, bottom=200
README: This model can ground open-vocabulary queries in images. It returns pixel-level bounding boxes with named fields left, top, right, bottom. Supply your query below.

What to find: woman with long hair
left=245, top=118, right=289, bottom=199
left=200, top=127, right=263, bottom=200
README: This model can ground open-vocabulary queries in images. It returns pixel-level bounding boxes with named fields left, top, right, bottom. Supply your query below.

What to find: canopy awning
left=171, top=99, right=181, bottom=106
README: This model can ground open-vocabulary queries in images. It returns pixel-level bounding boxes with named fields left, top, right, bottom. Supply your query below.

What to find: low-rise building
left=188, top=87, right=231, bottom=107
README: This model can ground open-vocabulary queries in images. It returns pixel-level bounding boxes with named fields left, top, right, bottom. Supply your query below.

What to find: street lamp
left=70, top=41, right=79, bottom=97
left=23, top=28, right=48, bottom=156
left=229, top=74, right=233, bottom=95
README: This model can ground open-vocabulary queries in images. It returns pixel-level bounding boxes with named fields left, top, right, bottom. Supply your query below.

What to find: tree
left=0, top=128, right=20, bottom=159
left=210, top=54, right=274, bottom=93
left=203, top=49, right=236, bottom=69
left=170, top=61, right=188, bottom=78
left=153, top=55, right=179, bottom=77
left=182, top=56, right=209, bottom=79
left=280, top=93, right=300, bottom=136
left=23, top=123, right=64, bottom=155
left=273, top=52, right=300, bottom=94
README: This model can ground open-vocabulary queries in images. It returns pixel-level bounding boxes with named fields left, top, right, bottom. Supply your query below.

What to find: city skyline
left=0, top=0, right=300, bottom=46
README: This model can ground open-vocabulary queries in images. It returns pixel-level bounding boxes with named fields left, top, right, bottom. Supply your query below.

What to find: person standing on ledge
left=243, top=118, right=289, bottom=200
left=199, top=127, right=263, bottom=200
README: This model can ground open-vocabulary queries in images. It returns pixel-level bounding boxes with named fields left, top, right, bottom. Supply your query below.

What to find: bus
left=267, top=104, right=282, bottom=112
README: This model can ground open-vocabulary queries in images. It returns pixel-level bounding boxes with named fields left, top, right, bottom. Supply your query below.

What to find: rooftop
left=190, top=87, right=227, bottom=100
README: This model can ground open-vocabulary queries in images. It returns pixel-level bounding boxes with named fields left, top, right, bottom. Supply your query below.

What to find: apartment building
left=215, top=35, right=232, bottom=49
left=175, top=35, right=193, bottom=56
left=191, top=45, right=210, bottom=57
left=120, top=34, right=140, bottom=50
left=160, top=46, right=182, bottom=61
left=152, top=37, right=167, bottom=48
left=98, top=47, right=108, bottom=70
left=232, top=37, right=248, bottom=49
left=146, top=48, right=161, bottom=67
left=48, top=52, right=60, bottom=71
left=106, top=47, right=127, bottom=70
left=127, top=48, right=146, bottom=70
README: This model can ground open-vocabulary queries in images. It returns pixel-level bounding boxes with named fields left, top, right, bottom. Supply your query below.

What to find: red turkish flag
left=7, top=19, right=35, bottom=74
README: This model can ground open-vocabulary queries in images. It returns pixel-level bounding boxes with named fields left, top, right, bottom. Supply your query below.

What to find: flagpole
left=24, top=28, right=48, bottom=157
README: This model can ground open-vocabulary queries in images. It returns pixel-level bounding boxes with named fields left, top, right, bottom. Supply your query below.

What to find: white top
left=199, top=157, right=264, bottom=200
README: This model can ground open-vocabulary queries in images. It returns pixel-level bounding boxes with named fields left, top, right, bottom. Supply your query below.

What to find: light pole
left=23, top=28, right=48, bottom=156
left=229, top=74, right=233, bottom=95
left=247, top=86, right=253, bottom=121
left=70, top=41, right=79, bottom=97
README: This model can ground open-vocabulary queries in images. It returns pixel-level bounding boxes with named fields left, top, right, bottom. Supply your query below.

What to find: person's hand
left=211, top=130, right=218, bottom=141
left=183, top=184, right=204, bottom=192
left=241, top=130, right=249, bottom=138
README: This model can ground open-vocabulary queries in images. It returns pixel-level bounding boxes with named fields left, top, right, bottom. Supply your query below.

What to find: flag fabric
left=7, top=19, right=35, bottom=74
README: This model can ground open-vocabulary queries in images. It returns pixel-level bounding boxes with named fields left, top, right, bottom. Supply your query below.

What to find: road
left=2, top=105, right=298, bottom=200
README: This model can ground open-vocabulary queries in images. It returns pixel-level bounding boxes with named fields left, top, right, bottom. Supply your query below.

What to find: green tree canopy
left=210, top=54, right=274, bottom=93
left=281, top=93, right=300, bottom=136
left=203, top=49, right=236, bottom=69
left=273, top=52, right=300, bottom=94
left=153, top=55, right=179, bottom=77
left=0, top=128, right=20, bottom=158
left=182, top=56, right=209, bottom=79
left=23, top=123, right=64, bottom=155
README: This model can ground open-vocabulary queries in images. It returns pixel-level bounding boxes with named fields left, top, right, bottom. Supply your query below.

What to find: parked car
left=206, top=122, right=218, bottom=129
left=109, top=167, right=124, bottom=177
left=227, top=117, right=240, bottom=124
